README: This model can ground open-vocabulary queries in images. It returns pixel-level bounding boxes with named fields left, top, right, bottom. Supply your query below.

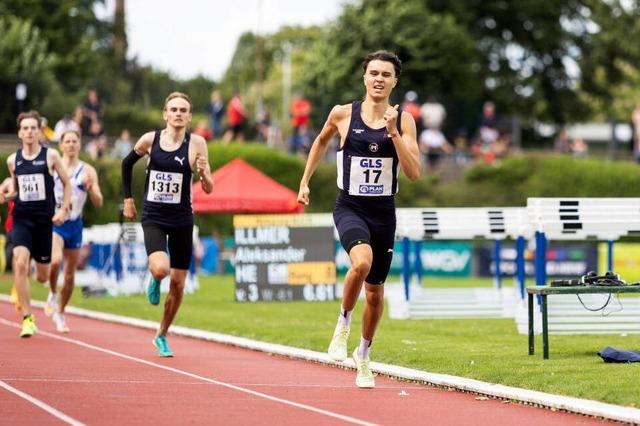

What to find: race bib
left=18, top=174, right=46, bottom=202
left=349, top=156, right=393, bottom=196
left=147, top=170, right=183, bottom=204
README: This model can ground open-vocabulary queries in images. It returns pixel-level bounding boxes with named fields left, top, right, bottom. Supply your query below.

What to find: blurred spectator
left=419, top=127, right=452, bottom=170
left=290, top=94, right=311, bottom=151
left=553, top=128, right=572, bottom=154
left=112, top=129, right=133, bottom=158
left=571, top=137, right=588, bottom=158
left=193, top=120, right=213, bottom=140
left=452, top=129, right=471, bottom=166
left=420, top=97, right=446, bottom=132
left=632, top=104, right=640, bottom=162
left=223, top=93, right=247, bottom=143
left=39, top=117, right=54, bottom=147
left=476, top=101, right=499, bottom=148
left=205, top=90, right=225, bottom=137
left=85, top=120, right=107, bottom=159
left=402, top=91, right=421, bottom=132
left=79, top=89, right=103, bottom=135
left=255, top=108, right=271, bottom=143
left=492, top=132, right=511, bottom=158
left=298, top=124, right=316, bottom=156
left=53, top=115, right=80, bottom=143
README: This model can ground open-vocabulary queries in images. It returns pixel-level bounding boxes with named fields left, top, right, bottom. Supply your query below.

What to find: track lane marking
left=0, top=318, right=378, bottom=426
left=0, top=379, right=85, bottom=426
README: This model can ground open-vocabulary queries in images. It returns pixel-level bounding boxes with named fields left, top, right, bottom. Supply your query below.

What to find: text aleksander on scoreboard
left=233, top=214, right=336, bottom=302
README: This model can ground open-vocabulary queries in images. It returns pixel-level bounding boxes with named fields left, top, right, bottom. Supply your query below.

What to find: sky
left=96, top=0, right=347, bottom=81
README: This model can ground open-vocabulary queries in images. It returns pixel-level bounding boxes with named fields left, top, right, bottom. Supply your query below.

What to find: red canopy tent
left=191, top=157, right=304, bottom=213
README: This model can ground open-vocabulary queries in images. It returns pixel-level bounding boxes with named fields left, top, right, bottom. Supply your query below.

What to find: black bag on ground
left=598, top=346, right=640, bottom=363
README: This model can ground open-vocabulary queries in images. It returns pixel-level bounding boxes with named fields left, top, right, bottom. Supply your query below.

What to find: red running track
left=0, top=301, right=611, bottom=426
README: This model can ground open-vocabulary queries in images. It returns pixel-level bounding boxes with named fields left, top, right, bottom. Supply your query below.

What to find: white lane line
left=3, top=378, right=416, bottom=390
left=0, top=379, right=85, bottom=426
left=0, top=318, right=377, bottom=426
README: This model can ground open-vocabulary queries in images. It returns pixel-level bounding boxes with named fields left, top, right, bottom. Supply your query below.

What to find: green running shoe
left=20, top=315, right=37, bottom=338
left=152, top=335, right=174, bottom=357
left=147, top=277, right=160, bottom=305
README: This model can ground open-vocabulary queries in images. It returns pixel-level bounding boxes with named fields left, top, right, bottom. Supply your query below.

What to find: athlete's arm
left=385, top=107, right=420, bottom=181
left=190, top=135, right=213, bottom=194
left=50, top=149, right=71, bottom=226
left=121, top=131, right=154, bottom=220
left=0, top=156, right=17, bottom=204
left=84, top=164, right=104, bottom=208
left=297, top=105, right=348, bottom=205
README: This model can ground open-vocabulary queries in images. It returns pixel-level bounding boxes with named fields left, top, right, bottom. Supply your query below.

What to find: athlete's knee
left=50, top=254, right=62, bottom=269
left=149, top=263, right=170, bottom=279
left=365, top=287, right=384, bottom=308
left=12, top=251, right=30, bottom=274
left=351, top=257, right=372, bottom=277
left=35, top=267, right=49, bottom=283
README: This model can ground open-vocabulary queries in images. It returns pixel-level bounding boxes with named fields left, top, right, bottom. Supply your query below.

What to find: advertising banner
left=476, top=243, right=598, bottom=277
left=233, top=214, right=336, bottom=302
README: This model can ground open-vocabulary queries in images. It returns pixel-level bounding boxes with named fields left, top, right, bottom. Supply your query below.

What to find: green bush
left=2, top=149, right=640, bottom=236
left=102, top=105, right=163, bottom=137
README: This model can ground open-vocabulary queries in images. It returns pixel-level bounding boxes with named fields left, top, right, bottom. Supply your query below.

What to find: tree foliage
left=0, top=16, right=58, bottom=130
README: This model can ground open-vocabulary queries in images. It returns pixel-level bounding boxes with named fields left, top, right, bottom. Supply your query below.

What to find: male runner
left=0, top=111, right=71, bottom=337
left=122, top=92, right=213, bottom=357
left=298, top=51, right=420, bottom=388
left=47, top=129, right=103, bottom=332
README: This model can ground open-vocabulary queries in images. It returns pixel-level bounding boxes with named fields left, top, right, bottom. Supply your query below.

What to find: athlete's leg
left=58, top=248, right=80, bottom=313
left=361, top=283, right=384, bottom=340
left=49, top=233, right=64, bottom=294
left=157, top=268, right=187, bottom=337
left=148, top=251, right=170, bottom=281
left=13, top=246, right=32, bottom=316
left=342, top=244, right=373, bottom=311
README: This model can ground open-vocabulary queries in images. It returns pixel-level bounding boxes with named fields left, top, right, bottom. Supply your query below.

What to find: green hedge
left=1, top=148, right=640, bottom=236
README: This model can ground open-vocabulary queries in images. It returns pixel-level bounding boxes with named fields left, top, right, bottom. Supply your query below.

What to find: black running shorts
left=142, top=223, right=193, bottom=270
left=333, top=193, right=396, bottom=284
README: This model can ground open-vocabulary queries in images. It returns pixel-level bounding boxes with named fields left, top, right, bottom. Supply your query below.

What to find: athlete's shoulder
left=328, top=103, right=352, bottom=121
left=189, top=133, right=207, bottom=146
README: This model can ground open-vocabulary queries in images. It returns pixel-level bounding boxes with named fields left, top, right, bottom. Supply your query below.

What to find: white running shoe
left=352, top=348, right=375, bottom=388
left=45, top=292, right=57, bottom=317
left=327, top=323, right=350, bottom=361
left=53, top=312, right=70, bottom=333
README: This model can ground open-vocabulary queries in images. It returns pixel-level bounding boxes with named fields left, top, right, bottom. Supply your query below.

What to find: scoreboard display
left=233, top=214, right=336, bottom=302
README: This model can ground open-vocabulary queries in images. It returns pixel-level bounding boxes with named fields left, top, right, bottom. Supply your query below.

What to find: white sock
left=357, top=337, right=371, bottom=359
left=337, top=308, right=353, bottom=326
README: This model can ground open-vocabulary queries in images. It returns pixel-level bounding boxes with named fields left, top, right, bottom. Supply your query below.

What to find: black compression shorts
left=333, top=194, right=396, bottom=284
left=142, top=223, right=193, bottom=270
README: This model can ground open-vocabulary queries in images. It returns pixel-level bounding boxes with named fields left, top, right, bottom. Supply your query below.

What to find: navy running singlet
left=13, top=147, right=55, bottom=220
left=336, top=100, right=402, bottom=199
left=141, top=131, right=193, bottom=227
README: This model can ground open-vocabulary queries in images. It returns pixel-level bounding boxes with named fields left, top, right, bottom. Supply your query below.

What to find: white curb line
left=2, top=294, right=639, bottom=424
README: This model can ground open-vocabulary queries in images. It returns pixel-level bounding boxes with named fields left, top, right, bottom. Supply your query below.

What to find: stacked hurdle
left=520, top=198, right=640, bottom=335
left=391, top=207, right=530, bottom=319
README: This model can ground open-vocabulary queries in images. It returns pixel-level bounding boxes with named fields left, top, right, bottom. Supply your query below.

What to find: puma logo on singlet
left=352, top=128, right=364, bottom=134
left=16, top=161, right=23, bottom=166
left=174, top=156, right=185, bottom=165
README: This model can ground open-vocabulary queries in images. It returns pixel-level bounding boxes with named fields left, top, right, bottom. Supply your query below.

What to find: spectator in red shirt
left=289, top=94, right=312, bottom=153
left=223, top=93, right=247, bottom=144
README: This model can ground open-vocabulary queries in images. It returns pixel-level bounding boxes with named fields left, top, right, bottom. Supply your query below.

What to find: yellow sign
left=288, top=262, right=336, bottom=285
left=599, top=242, right=640, bottom=282
left=234, top=213, right=333, bottom=228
